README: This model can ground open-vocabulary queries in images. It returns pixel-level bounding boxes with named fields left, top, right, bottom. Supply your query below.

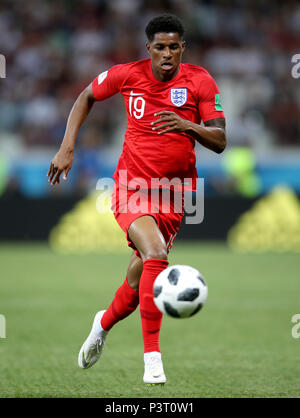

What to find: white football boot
left=78, top=310, right=108, bottom=369
left=143, top=351, right=167, bottom=385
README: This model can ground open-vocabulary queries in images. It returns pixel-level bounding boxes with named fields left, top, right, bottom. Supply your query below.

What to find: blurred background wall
left=0, top=0, right=299, bottom=243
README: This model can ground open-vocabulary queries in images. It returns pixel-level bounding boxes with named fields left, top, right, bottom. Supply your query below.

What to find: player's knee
left=127, top=273, right=140, bottom=292
left=143, top=246, right=168, bottom=262
left=127, top=256, right=143, bottom=292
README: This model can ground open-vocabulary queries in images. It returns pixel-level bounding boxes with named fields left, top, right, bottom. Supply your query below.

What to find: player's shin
left=100, top=277, right=139, bottom=331
left=139, top=258, right=169, bottom=353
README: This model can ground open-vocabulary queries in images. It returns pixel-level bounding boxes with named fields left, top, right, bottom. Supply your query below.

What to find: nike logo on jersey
left=130, top=90, right=145, bottom=96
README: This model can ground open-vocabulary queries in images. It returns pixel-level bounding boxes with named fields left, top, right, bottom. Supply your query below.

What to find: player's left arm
left=151, top=112, right=226, bottom=154
left=187, top=117, right=226, bottom=154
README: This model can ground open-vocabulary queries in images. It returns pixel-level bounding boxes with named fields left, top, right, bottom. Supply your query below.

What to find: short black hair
left=145, top=14, right=185, bottom=42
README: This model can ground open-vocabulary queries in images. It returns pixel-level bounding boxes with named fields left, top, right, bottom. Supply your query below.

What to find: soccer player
left=47, top=14, right=226, bottom=384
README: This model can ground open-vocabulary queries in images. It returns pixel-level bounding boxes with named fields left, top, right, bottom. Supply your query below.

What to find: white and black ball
left=153, top=265, right=208, bottom=318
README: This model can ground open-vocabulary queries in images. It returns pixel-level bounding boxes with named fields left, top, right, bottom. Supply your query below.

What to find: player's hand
left=151, top=111, right=189, bottom=135
left=47, top=147, right=73, bottom=185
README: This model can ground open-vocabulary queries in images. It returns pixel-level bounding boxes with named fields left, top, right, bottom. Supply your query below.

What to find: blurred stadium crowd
left=0, top=0, right=299, bottom=197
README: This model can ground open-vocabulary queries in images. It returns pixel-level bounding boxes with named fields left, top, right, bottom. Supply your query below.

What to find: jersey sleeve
left=197, top=73, right=225, bottom=122
left=92, top=64, right=127, bottom=101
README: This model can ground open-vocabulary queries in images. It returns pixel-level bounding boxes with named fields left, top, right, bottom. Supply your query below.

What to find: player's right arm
left=47, top=65, right=126, bottom=185
left=47, top=83, right=95, bottom=185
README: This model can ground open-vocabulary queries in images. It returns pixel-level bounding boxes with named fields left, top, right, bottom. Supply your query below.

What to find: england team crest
left=170, top=88, right=187, bottom=107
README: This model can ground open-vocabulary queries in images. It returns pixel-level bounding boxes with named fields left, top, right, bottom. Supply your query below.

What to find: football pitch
left=0, top=242, right=299, bottom=398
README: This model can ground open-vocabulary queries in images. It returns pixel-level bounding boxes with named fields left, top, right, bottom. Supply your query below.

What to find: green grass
left=0, top=242, right=299, bottom=398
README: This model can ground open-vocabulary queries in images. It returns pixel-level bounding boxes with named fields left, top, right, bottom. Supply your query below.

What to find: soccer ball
left=153, top=265, right=208, bottom=318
